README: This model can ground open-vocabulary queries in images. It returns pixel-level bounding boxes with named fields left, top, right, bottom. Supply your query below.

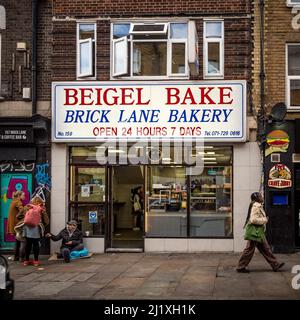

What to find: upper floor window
left=287, top=44, right=300, bottom=109
left=111, top=22, right=189, bottom=79
left=204, top=20, right=224, bottom=78
left=77, top=23, right=96, bottom=78
left=287, top=0, right=300, bottom=6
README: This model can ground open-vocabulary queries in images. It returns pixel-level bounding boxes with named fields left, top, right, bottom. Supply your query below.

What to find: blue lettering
left=168, top=110, right=179, bottom=122
left=223, top=109, right=233, bottom=122
left=64, top=110, right=75, bottom=123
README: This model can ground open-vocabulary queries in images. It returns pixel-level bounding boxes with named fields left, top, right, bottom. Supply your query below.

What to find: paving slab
left=19, top=282, right=75, bottom=297
left=6, top=252, right=300, bottom=300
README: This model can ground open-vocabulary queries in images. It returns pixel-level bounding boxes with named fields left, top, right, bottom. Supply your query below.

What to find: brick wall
left=0, top=0, right=33, bottom=100
left=52, top=0, right=252, bottom=83
left=0, top=0, right=52, bottom=117
left=253, top=0, right=300, bottom=116
left=53, top=0, right=251, bottom=17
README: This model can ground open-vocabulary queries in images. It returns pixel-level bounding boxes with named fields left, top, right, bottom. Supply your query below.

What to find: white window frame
left=112, top=36, right=128, bottom=76
left=129, top=23, right=168, bottom=35
left=286, top=0, right=300, bottom=7
left=110, top=21, right=189, bottom=80
left=286, top=43, right=300, bottom=110
left=203, top=20, right=224, bottom=79
left=169, top=23, right=188, bottom=77
left=76, top=22, right=96, bottom=79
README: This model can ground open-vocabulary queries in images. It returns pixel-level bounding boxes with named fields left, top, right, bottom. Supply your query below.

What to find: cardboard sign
left=268, top=164, right=292, bottom=189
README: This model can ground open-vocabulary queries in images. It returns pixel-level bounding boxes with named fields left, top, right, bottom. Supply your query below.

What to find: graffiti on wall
left=0, top=161, right=35, bottom=173
left=0, top=173, right=32, bottom=247
left=35, top=163, right=51, bottom=188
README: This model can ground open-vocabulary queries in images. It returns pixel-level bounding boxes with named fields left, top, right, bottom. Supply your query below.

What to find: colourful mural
left=0, top=173, right=32, bottom=249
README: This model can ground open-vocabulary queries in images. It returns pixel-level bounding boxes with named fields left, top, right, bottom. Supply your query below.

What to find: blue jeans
left=60, top=244, right=84, bottom=263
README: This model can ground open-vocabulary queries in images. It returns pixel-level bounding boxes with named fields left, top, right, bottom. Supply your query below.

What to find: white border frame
left=286, top=43, right=300, bottom=110
left=203, top=20, right=224, bottom=79
left=76, top=22, right=97, bottom=80
left=51, top=80, right=247, bottom=143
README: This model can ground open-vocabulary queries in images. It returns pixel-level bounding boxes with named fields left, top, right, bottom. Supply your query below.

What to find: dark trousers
left=60, top=243, right=84, bottom=263
left=14, top=239, right=26, bottom=260
left=237, top=238, right=279, bottom=270
left=25, top=238, right=40, bottom=261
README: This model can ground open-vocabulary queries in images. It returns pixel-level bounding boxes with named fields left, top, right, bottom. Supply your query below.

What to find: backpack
left=24, top=204, right=43, bottom=227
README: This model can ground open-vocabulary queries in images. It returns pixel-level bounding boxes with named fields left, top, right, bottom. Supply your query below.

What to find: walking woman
left=236, top=192, right=285, bottom=273
left=132, top=186, right=143, bottom=231
left=7, top=191, right=26, bottom=261
left=15, top=196, right=49, bottom=266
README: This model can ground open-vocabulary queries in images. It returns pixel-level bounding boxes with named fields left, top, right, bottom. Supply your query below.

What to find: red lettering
left=103, top=88, right=118, bottom=106
left=199, top=87, right=215, bottom=105
left=219, top=87, right=233, bottom=104
left=64, top=88, right=78, bottom=106
left=120, top=88, right=135, bottom=105
left=80, top=88, right=94, bottom=106
left=166, top=88, right=180, bottom=105
left=182, top=88, right=197, bottom=105
left=136, top=88, right=150, bottom=105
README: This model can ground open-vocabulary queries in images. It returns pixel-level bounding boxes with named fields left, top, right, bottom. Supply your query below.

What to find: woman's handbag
left=244, top=223, right=265, bottom=243
left=133, top=201, right=141, bottom=212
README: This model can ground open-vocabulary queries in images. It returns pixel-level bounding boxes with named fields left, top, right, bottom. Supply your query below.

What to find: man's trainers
left=273, top=262, right=285, bottom=272
left=236, top=268, right=250, bottom=273
left=23, top=260, right=29, bottom=266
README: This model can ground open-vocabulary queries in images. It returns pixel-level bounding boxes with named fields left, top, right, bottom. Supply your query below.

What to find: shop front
left=0, top=115, right=51, bottom=253
left=51, top=81, right=261, bottom=253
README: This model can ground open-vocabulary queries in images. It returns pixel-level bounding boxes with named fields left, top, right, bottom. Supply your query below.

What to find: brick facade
left=252, top=0, right=300, bottom=117
left=52, top=0, right=252, bottom=85
left=0, top=0, right=52, bottom=117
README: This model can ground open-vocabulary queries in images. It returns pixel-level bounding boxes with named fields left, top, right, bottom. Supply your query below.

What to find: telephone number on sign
left=204, top=130, right=241, bottom=137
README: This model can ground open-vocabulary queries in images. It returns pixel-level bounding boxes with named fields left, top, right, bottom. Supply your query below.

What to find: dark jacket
left=50, top=228, right=83, bottom=249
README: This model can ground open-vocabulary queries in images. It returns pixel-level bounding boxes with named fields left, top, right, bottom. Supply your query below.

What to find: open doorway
left=110, top=166, right=144, bottom=249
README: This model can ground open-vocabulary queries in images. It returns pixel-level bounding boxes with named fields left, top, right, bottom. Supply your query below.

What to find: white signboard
left=52, top=81, right=246, bottom=142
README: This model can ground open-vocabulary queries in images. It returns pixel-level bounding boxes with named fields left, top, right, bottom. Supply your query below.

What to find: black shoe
left=236, top=268, right=250, bottom=273
left=64, top=253, right=70, bottom=263
left=13, top=256, right=19, bottom=262
left=273, top=262, right=285, bottom=272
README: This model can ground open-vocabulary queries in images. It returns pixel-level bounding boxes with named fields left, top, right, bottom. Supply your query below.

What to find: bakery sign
left=268, top=164, right=292, bottom=189
left=52, top=81, right=246, bottom=142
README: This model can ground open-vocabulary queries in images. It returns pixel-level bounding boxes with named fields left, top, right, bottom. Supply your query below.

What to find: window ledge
left=203, top=75, right=224, bottom=80
left=110, top=76, right=190, bottom=81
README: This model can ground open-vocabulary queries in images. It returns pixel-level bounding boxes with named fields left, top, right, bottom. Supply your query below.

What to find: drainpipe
left=259, top=0, right=266, bottom=200
left=32, top=0, right=38, bottom=115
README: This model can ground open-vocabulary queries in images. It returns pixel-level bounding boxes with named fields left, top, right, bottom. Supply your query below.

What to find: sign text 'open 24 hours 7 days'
left=52, top=81, right=246, bottom=142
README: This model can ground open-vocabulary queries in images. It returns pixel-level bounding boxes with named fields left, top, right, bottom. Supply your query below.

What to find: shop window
left=204, top=21, right=224, bottom=78
left=112, top=22, right=189, bottom=78
left=77, top=23, right=96, bottom=78
left=287, top=44, right=300, bottom=109
left=147, top=166, right=188, bottom=237
left=69, top=166, right=105, bottom=236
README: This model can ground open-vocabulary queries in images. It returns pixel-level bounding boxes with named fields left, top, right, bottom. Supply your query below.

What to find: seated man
left=46, top=220, right=84, bottom=263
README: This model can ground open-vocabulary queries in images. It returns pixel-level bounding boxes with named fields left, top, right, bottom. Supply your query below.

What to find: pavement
left=5, top=252, right=300, bottom=300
